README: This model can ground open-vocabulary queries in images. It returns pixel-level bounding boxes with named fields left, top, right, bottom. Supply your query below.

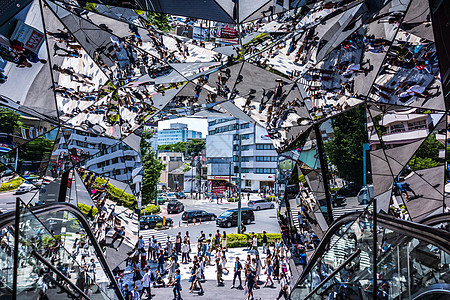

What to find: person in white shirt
left=140, top=267, right=152, bottom=299
left=181, top=241, right=189, bottom=264
left=276, top=272, right=289, bottom=300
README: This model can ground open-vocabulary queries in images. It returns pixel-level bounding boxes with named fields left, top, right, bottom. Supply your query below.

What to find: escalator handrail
left=411, top=283, right=450, bottom=299
left=376, top=213, right=450, bottom=254
left=304, top=249, right=361, bottom=299
left=32, top=249, right=90, bottom=300
left=0, top=202, right=125, bottom=300
left=291, top=211, right=450, bottom=292
left=291, top=210, right=363, bottom=290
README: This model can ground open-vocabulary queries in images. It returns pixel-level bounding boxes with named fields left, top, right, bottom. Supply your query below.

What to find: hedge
left=266, top=196, right=276, bottom=201
left=228, top=197, right=238, bottom=202
left=82, top=174, right=136, bottom=208
left=0, top=177, right=24, bottom=191
left=78, top=203, right=98, bottom=218
left=213, top=233, right=282, bottom=248
left=142, top=205, right=161, bottom=215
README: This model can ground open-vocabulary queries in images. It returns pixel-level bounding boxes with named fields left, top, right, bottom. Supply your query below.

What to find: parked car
left=248, top=199, right=275, bottom=210
left=357, top=185, right=374, bottom=204
left=182, top=210, right=216, bottom=222
left=166, top=193, right=177, bottom=201
left=330, top=194, right=346, bottom=207
left=336, top=182, right=361, bottom=197
left=167, top=201, right=184, bottom=214
left=216, top=208, right=255, bottom=228
left=175, top=192, right=187, bottom=199
left=140, top=215, right=173, bottom=230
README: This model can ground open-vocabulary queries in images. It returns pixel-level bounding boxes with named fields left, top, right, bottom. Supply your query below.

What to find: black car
left=216, top=208, right=255, bottom=228
left=336, top=183, right=361, bottom=197
left=181, top=210, right=216, bottom=222
left=175, top=192, right=187, bottom=199
left=140, top=215, right=173, bottom=230
left=331, top=194, right=346, bottom=207
left=167, top=201, right=184, bottom=214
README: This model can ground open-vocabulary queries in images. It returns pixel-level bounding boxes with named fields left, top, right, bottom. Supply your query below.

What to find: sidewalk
left=120, top=247, right=290, bottom=300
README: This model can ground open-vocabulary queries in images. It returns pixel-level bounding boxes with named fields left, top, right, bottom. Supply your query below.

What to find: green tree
left=19, top=136, right=54, bottom=161
left=158, top=139, right=205, bottom=157
left=187, top=139, right=205, bottom=156
left=0, top=107, right=22, bottom=135
left=323, top=105, right=367, bottom=186
left=141, top=129, right=165, bottom=206
left=147, top=12, right=172, bottom=32
left=408, top=133, right=444, bottom=171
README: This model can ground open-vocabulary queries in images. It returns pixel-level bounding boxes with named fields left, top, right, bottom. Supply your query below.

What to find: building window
left=234, top=134, right=250, bottom=140
left=255, top=168, right=276, bottom=174
left=256, top=144, right=275, bottom=150
left=233, top=145, right=250, bottom=151
left=240, top=123, right=250, bottom=129
left=113, top=169, right=121, bottom=176
left=233, top=156, right=250, bottom=162
left=112, top=157, right=119, bottom=164
left=256, top=156, right=277, bottom=162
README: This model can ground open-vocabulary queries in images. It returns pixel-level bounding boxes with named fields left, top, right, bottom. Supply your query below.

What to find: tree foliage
left=0, top=107, right=22, bottom=135
left=141, top=129, right=165, bottom=206
left=323, top=106, right=367, bottom=185
left=158, top=139, right=205, bottom=157
left=147, top=12, right=172, bottom=32
left=408, top=133, right=444, bottom=171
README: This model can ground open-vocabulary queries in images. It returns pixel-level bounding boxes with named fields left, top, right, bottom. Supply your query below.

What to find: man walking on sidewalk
left=141, top=267, right=152, bottom=299
left=231, top=257, right=243, bottom=289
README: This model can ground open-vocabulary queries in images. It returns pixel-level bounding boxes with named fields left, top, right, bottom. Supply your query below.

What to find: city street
left=139, top=194, right=280, bottom=245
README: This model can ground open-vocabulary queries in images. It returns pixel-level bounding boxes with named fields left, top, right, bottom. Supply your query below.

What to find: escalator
left=290, top=209, right=450, bottom=299
left=0, top=201, right=124, bottom=300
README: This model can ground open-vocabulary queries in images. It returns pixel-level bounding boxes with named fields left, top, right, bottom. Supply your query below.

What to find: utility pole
left=237, top=134, right=242, bottom=234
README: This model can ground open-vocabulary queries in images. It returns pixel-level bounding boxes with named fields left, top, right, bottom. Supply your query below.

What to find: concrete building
left=157, top=123, right=202, bottom=145
left=52, top=129, right=141, bottom=182
left=206, top=118, right=278, bottom=192
left=157, top=151, right=184, bottom=191
left=367, top=110, right=434, bottom=150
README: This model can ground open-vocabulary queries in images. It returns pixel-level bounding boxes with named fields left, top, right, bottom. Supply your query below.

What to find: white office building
left=206, top=118, right=278, bottom=192
left=52, top=129, right=141, bottom=182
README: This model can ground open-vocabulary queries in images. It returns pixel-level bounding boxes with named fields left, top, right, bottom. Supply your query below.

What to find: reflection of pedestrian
left=396, top=179, right=417, bottom=201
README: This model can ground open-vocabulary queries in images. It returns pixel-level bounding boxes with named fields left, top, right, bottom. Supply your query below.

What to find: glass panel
left=17, top=199, right=114, bottom=299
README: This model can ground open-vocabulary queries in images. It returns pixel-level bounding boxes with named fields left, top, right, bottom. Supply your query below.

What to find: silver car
left=248, top=199, right=275, bottom=210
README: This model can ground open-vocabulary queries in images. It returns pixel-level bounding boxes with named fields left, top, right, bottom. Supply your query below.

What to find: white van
left=357, top=185, right=374, bottom=204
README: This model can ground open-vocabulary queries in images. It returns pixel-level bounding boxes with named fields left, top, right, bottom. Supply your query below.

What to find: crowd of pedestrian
left=110, top=228, right=293, bottom=300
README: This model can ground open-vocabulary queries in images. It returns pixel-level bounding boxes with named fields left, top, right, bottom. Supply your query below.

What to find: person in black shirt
left=231, top=257, right=243, bottom=288
left=245, top=268, right=256, bottom=300
left=262, top=231, right=268, bottom=254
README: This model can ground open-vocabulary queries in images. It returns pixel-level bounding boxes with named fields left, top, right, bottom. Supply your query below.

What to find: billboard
left=11, top=20, right=44, bottom=53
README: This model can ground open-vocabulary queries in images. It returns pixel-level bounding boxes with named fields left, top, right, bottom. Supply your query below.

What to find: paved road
left=0, top=190, right=35, bottom=212
left=140, top=195, right=280, bottom=242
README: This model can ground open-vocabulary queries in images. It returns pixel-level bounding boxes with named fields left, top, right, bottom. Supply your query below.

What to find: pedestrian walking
left=244, top=268, right=256, bottom=300
left=276, top=273, right=289, bottom=299
left=140, top=267, right=152, bottom=299
left=263, top=258, right=274, bottom=287
left=231, top=257, right=243, bottom=289
left=181, top=241, right=189, bottom=264
left=262, top=231, right=268, bottom=254
left=169, top=269, right=182, bottom=300
left=222, top=231, right=227, bottom=251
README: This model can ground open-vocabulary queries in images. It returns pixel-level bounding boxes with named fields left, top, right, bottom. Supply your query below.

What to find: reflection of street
left=139, top=194, right=280, bottom=244
left=0, top=190, right=35, bottom=212
left=332, top=196, right=362, bottom=219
